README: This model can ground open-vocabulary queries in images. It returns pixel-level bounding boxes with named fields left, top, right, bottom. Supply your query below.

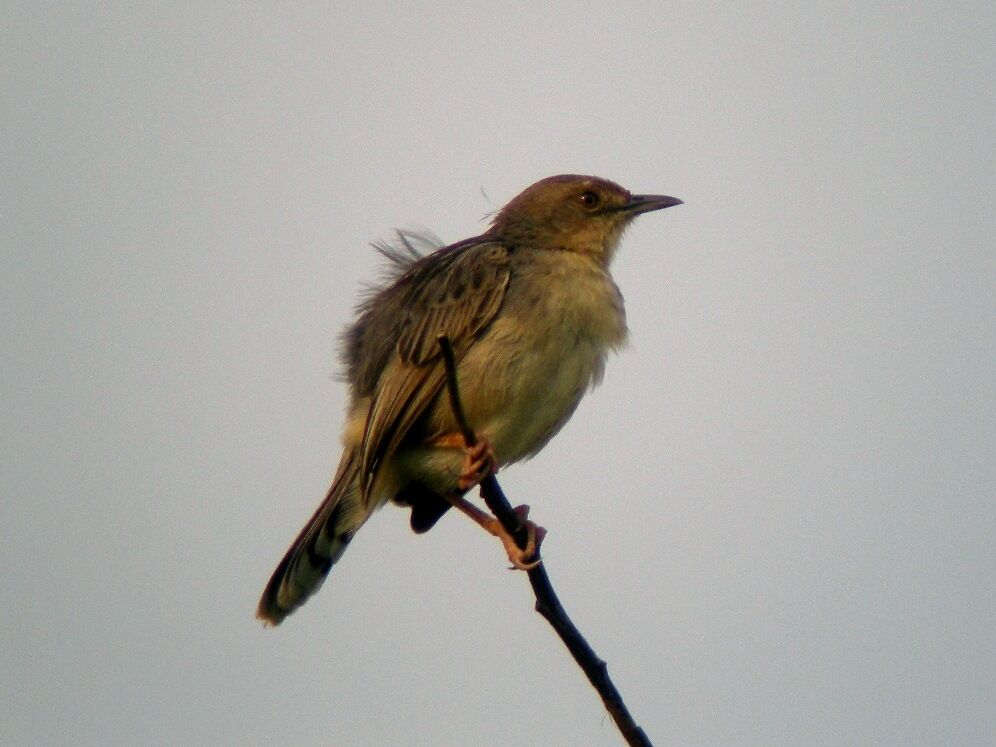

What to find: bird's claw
left=495, top=504, right=545, bottom=570
left=457, top=434, right=497, bottom=491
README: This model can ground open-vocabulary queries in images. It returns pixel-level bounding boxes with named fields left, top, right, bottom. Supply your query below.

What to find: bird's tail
left=257, top=451, right=369, bottom=625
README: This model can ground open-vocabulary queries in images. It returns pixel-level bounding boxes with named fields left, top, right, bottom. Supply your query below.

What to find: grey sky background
left=3, top=3, right=993, bottom=746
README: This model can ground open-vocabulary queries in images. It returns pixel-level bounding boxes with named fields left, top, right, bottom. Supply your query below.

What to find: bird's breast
left=456, top=252, right=628, bottom=464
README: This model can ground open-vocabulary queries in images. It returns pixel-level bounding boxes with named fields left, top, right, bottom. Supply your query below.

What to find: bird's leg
left=424, top=431, right=498, bottom=491
left=443, top=495, right=545, bottom=570
left=428, top=432, right=545, bottom=569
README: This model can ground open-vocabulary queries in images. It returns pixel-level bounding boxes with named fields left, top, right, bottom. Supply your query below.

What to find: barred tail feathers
left=257, top=452, right=368, bottom=626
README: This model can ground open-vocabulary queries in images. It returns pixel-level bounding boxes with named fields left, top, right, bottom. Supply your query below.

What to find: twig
left=437, top=336, right=654, bottom=747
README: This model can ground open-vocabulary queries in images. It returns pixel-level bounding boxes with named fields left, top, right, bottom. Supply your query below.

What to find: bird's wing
left=359, top=239, right=511, bottom=501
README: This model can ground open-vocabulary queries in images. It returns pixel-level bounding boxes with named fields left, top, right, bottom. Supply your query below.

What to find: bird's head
left=487, top=174, right=681, bottom=265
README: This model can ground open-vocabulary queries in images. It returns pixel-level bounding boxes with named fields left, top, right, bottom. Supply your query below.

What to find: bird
left=257, top=174, right=682, bottom=625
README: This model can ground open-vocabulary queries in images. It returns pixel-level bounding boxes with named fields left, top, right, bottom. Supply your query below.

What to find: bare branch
left=437, top=335, right=654, bottom=747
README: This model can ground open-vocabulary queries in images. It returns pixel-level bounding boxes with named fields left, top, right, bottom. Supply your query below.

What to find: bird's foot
left=457, top=434, right=497, bottom=491
left=442, top=494, right=547, bottom=571
left=487, top=504, right=546, bottom=571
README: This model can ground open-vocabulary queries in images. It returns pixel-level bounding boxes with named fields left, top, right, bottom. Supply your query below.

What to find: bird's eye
left=577, top=191, right=601, bottom=210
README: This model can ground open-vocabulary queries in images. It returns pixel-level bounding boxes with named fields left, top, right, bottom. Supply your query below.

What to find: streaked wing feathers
left=396, top=241, right=510, bottom=364
left=360, top=239, right=511, bottom=499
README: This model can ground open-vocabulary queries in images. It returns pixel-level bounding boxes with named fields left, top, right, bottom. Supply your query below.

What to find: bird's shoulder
left=342, top=235, right=512, bottom=394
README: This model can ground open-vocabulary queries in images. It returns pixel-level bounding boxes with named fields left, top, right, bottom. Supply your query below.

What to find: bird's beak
left=623, top=194, right=683, bottom=214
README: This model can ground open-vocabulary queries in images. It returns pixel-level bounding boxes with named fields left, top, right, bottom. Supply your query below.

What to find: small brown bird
left=257, top=174, right=681, bottom=625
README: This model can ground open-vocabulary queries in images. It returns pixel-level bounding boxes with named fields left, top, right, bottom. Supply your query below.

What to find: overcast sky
left=3, top=3, right=993, bottom=746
